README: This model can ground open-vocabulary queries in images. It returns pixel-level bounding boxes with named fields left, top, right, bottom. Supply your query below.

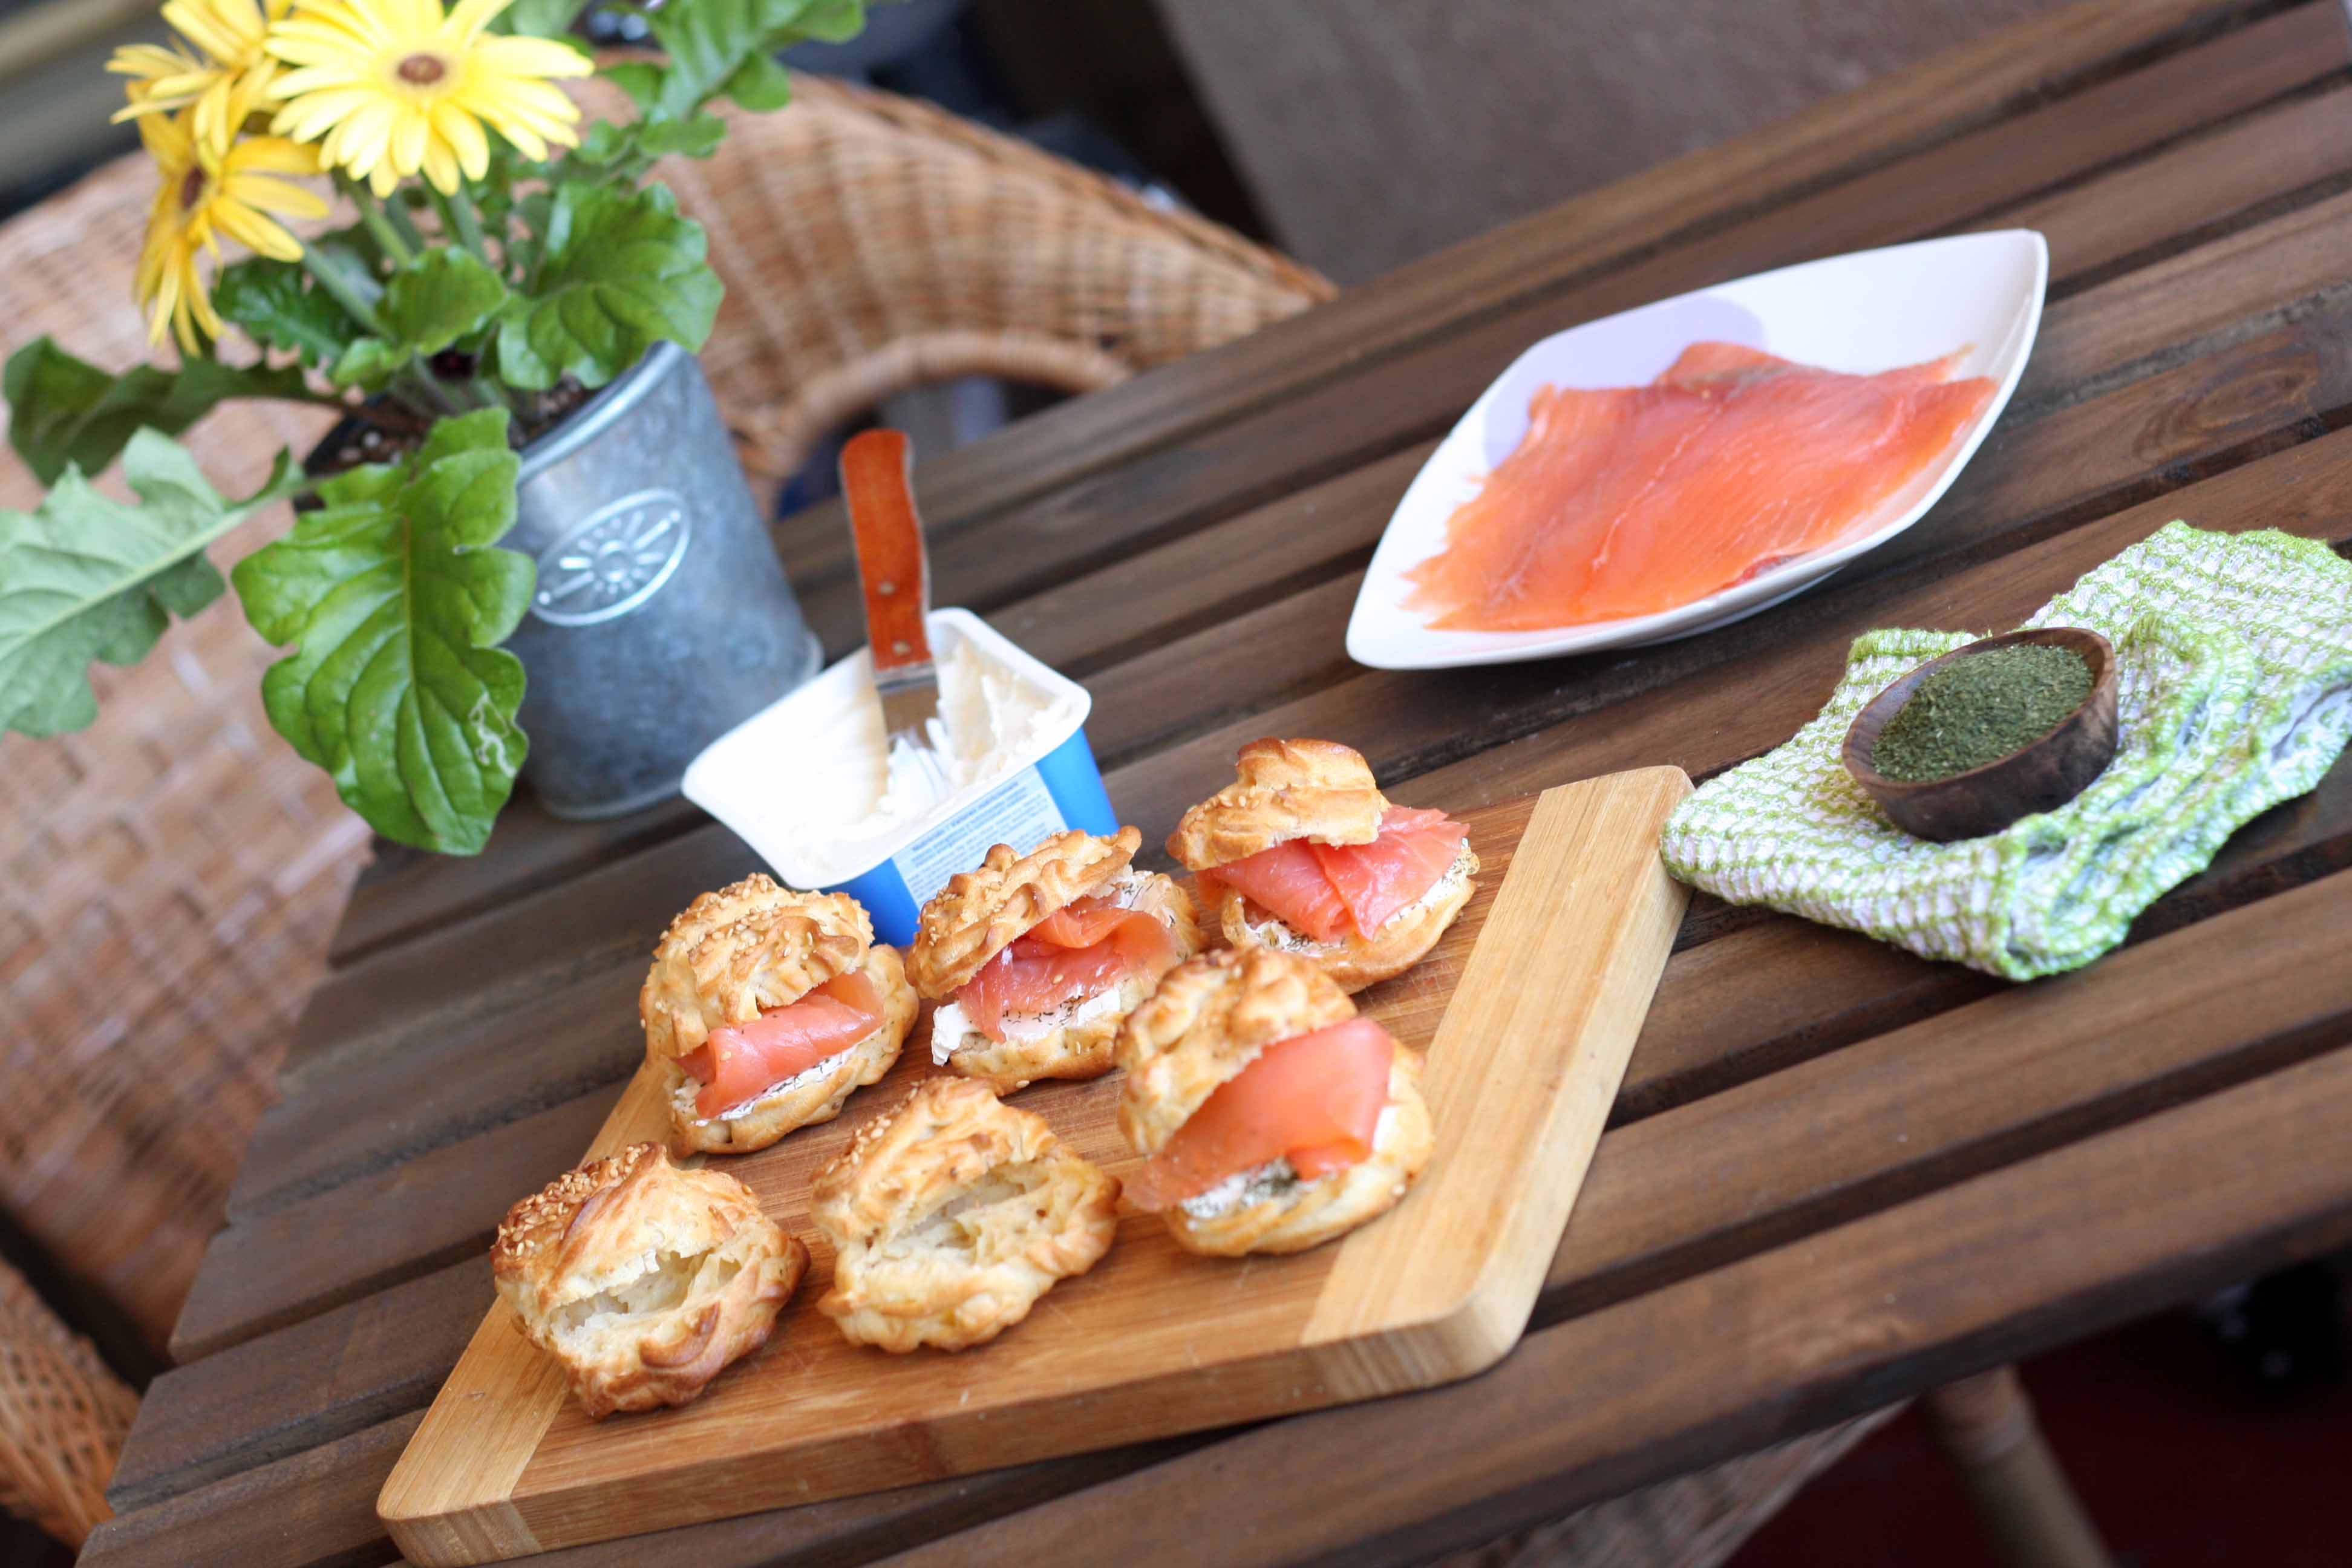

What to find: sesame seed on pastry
left=906, top=827, right=1143, bottom=998
left=1116, top=948, right=1432, bottom=1256
left=812, top=1077, right=1120, bottom=1352
left=1165, top=737, right=1390, bottom=869
left=664, top=943, right=920, bottom=1155
left=491, top=1143, right=805, bottom=1418
left=639, top=874, right=871, bottom=1061
left=641, top=876, right=912, bottom=1154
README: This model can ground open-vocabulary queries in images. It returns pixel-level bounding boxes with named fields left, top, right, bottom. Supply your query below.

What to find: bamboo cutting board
left=381, top=766, right=1692, bottom=1564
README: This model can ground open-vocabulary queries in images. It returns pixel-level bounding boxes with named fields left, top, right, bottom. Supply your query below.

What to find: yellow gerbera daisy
left=265, top=0, right=592, bottom=197
left=109, top=1, right=293, bottom=152
left=135, top=100, right=329, bottom=353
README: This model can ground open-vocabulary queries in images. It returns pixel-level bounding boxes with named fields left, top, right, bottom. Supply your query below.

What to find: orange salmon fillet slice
left=1403, top=343, right=1994, bottom=632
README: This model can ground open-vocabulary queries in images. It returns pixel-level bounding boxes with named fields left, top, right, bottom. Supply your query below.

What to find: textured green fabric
left=1659, top=524, right=2352, bottom=979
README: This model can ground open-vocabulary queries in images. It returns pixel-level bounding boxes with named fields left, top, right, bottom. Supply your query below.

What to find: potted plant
left=0, top=0, right=869, bottom=851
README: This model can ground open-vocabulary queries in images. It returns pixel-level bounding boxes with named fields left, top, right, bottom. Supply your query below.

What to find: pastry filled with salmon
left=1116, top=947, right=1432, bottom=1256
left=908, top=826, right=1202, bottom=1092
left=640, top=875, right=918, bottom=1155
left=1169, top=738, right=1477, bottom=992
left=1404, top=342, right=1998, bottom=631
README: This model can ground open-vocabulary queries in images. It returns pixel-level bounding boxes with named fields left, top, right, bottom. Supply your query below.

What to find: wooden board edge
left=377, top=1067, right=675, bottom=1564
left=1299, top=768, right=1693, bottom=1393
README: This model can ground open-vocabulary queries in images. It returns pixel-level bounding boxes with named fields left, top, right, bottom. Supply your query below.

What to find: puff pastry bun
left=813, top=1077, right=1120, bottom=1351
left=1169, top=739, right=1477, bottom=993
left=1117, top=949, right=1434, bottom=1256
left=910, top=828, right=1202, bottom=1091
left=491, top=1143, right=805, bottom=1417
left=641, top=875, right=918, bottom=1154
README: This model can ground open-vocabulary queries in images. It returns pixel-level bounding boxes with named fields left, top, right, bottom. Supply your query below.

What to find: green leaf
left=380, top=249, right=511, bottom=354
left=631, top=0, right=872, bottom=122
left=232, top=407, right=532, bottom=855
left=327, top=251, right=512, bottom=391
left=0, top=433, right=301, bottom=736
left=328, top=337, right=410, bottom=393
left=3, top=338, right=311, bottom=485
left=721, top=53, right=794, bottom=113
left=572, top=113, right=728, bottom=169
left=493, top=0, right=592, bottom=36
left=215, top=258, right=366, bottom=370
left=495, top=183, right=720, bottom=390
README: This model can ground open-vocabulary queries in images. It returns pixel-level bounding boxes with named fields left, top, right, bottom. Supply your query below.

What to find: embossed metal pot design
left=506, top=343, right=821, bottom=818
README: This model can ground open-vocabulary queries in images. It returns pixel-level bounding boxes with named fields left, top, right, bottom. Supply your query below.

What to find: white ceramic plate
left=1345, top=230, right=2048, bottom=670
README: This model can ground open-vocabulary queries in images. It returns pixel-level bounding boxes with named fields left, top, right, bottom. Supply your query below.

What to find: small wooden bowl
left=1841, top=627, right=2118, bottom=842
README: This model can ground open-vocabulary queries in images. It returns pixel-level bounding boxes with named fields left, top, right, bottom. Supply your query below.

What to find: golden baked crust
left=907, top=827, right=1142, bottom=996
left=1165, top=738, right=1390, bottom=869
left=935, top=870, right=1203, bottom=1092
left=491, top=1143, right=805, bottom=1417
left=1210, top=838, right=1478, bottom=993
left=812, top=1077, right=1119, bottom=1352
left=1163, top=1048, right=1432, bottom=1256
left=666, top=943, right=920, bottom=1155
left=1114, top=947, right=1356, bottom=1155
left=640, top=875, right=871, bottom=1061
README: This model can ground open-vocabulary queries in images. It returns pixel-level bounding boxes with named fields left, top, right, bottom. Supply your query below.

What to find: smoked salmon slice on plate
left=1348, top=230, right=2048, bottom=670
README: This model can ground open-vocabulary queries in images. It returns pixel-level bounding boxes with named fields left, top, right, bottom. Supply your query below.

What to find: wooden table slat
left=131, top=8, right=2352, bottom=1563
left=326, top=1, right=2347, bottom=968
left=229, top=395, right=2352, bottom=1232
left=876, top=1041, right=2352, bottom=1568
left=280, top=157, right=2352, bottom=1137
left=123, top=858, right=2352, bottom=1523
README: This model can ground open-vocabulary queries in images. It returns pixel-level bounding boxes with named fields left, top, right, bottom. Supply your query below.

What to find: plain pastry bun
left=907, top=827, right=1142, bottom=996
left=812, top=1077, right=1119, bottom=1352
left=1116, top=948, right=1433, bottom=1256
left=491, top=1143, right=805, bottom=1417
left=640, top=875, right=869, bottom=1060
left=665, top=944, right=919, bottom=1154
left=1165, top=737, right=1388, bottom=867
left=1169, top=740, right=1477, bottom=994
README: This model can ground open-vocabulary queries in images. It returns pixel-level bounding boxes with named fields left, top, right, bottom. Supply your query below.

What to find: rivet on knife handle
left=841, top=430, right=932, bottom=673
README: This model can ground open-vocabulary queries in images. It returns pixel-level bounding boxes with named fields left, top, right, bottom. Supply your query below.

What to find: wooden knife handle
left=840, top=429, right=933, bottom=672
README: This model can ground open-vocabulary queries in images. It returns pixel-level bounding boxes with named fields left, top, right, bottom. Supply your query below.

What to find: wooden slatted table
left=80, top=2, right=2352, bottom=1562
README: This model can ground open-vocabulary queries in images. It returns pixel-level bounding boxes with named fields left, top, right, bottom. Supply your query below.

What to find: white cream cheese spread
left=743, top=636, right=1084, bottom=886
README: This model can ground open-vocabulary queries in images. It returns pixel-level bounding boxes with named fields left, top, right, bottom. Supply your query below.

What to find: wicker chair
left=0, top=71, right=1330, bottom=1546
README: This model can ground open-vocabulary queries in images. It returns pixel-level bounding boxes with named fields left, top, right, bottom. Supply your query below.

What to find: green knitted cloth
left=1659, top=523, right=2352, bottom=979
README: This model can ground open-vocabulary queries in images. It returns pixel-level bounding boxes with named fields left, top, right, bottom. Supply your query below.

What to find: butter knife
left=841, top=428, right=954, bottom=801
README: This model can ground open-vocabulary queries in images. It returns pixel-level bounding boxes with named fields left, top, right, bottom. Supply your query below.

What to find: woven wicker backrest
left=608, top=72, right=1336, bottom=489
left=0, top=73, right=1325, bottom=1372
left=0, top=1256, right=140, bottom=1547
left=0, top=155, right=356, bottom=1351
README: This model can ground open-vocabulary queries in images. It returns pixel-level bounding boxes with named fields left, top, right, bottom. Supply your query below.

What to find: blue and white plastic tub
left=682, top=608, right=1117, bottom=947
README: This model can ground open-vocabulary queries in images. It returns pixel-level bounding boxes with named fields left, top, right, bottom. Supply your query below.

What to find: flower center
left=178, top=168, right=206, bottom=212
left=396, top=52, right=447, bottom=85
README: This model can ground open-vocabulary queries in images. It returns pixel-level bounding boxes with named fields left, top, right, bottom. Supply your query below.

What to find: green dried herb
left=1870, top=644, right=2092, bottom=782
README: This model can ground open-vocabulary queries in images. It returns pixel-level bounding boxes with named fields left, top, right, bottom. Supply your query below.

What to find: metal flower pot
left=505, top=343, right=822, bottom=818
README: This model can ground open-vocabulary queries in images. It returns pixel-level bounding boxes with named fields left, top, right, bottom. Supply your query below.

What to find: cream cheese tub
left=682, top=609, right=1117, bottom=946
